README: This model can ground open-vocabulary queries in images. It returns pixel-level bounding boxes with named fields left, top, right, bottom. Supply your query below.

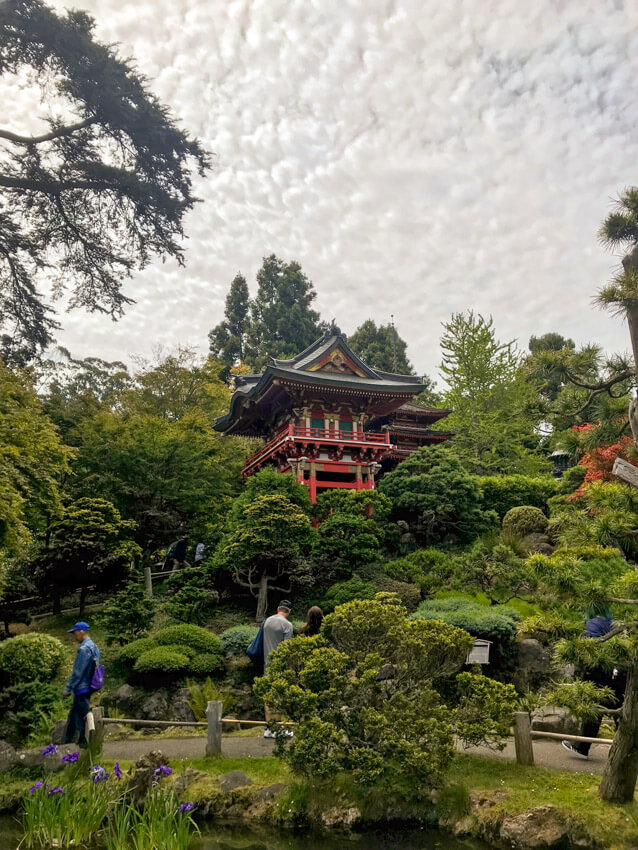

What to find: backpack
left=90, top=663, right=104, bottom=693
left=246, top=621, right=265, bottom=663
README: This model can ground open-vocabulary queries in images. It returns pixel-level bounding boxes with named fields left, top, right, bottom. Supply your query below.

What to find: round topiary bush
left=502, top=505, right=548, bottom=537
left=0, top=633, right=66, bottom=684
left=322, top=576, right=377, bottom=612
left=133, top=646, right=189, bottom=676
left=220, top=625, right=259, bottom=657
left=154, top=624, right=221, bottom=655
left=118, top=637, right=156, bottom=664
left=189, top=652, right=225, bottom=676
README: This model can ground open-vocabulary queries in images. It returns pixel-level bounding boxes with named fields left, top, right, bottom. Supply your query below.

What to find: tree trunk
left=255, top=574, right=268, bottom=624
left=52, top=591, right=61, bottom=616
left=79, top=585, right=87, bottom=618
left=626, top=306, right=638, bottom=383
left=599, top=663, right=638, bottom=803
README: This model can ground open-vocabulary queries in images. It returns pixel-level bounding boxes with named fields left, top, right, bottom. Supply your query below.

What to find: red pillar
left=309, top=462, right=317, bottom=503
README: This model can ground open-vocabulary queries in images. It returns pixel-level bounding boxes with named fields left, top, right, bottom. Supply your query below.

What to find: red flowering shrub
left=568, top=425, right=638, bottom=500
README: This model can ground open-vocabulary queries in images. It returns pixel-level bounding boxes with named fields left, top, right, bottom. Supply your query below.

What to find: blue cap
left=68, top=621, right=90, bottom=632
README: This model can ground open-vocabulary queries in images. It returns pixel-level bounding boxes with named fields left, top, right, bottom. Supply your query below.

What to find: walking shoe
left=263, top=727, right=276, bottom=739
left=561, top=740, right=588, bottom=760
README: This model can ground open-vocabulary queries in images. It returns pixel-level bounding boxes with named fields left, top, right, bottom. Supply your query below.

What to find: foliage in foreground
left=255, top=595, right=517, bottom=795
left=0, top=632, right=66, bottom=685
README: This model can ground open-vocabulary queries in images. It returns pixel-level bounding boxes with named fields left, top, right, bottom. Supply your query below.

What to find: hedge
left=119, top=637, right=156, bottom=664
left=154, top=624, right=222, bottom=655
left=478, top=475, right=558, bottom=519
left=409, top=597, right=519, bottom=641
left=322, top=576, right=377, bottom=611
left=0, top=633, right=66, bottom=684
left=220, top=625, right=259, bottom=657
left=502, top=506, right=548, bottom=537
left=189, top=653, right=225, bottom=676
left=134, top=647, right=190, bottom=675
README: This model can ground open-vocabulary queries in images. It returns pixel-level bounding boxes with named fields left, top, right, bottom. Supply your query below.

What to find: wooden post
left=514, top=711, right=534, bottom=766
left=144, top=566, right=153, bottom=598
left=612, top=457, right=638, bottom=489
left=88, top=706, right=104, bottom=750
left=206, top=700, right=223, bottom=756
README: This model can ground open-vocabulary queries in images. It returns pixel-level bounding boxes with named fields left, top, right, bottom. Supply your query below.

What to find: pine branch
left=0, top=118, right=96, bottom=145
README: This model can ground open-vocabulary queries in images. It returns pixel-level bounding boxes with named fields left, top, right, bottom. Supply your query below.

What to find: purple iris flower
left=61, top=751, right=79, bottom=764
left=48, top=786, right=65, bottom=795
left=113, top=762, right=122, bottom=781
left=153, top=765, right=172, bottom=777
left=179, top=802, right=195, bottom=812
left=91, top=765, right=109, bottom=783
left=29, top=782, right=44, bottom=793
left=42, top=744, right=58, bottom=757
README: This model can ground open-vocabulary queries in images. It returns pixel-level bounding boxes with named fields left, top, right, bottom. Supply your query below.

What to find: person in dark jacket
left=562, top=610, right=625, bottom=759
left=62, top=622, right=100, bottom=748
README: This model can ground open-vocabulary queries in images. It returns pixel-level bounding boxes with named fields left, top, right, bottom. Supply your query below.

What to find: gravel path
left=103, top=735, right=608, bottom=775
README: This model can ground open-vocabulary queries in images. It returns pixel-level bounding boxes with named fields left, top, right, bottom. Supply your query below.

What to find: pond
left=0, top=817, right=489, bottom=850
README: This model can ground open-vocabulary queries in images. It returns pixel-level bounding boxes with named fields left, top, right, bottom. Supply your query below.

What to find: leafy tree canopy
left=208, top=274, right=250, bottom=374
left=0, top=0, right=209, bottom=360
left=348, top=319, right=415, bottom=375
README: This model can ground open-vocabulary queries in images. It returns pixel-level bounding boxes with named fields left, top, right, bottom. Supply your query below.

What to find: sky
left=4, top=0, right=638, bottom=379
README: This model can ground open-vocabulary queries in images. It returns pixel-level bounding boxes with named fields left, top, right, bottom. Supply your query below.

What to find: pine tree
left=208, top=274, right=250, bottom=370
left=244, top=255, right=324, bottom=371
left=348, top=319, right=415, bottom=375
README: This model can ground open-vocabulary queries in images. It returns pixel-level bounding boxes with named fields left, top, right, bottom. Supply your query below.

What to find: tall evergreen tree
left=208, top=274, right=250, bottom=370
left=244, top=255, right=324, bottom=371
left=0, top=0, right=209, bottom=360
left=348, top=319, right=415, bottom=375
left=440, top=312, right=547, bottom=475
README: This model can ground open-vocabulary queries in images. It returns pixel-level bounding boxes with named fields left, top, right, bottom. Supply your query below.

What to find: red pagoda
left=214, top=325, right=451, bottom=502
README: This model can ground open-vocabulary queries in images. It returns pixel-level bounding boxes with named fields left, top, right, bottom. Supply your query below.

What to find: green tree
left=526, top=542, right=638, bottom=802
left=99, top=582, right=156, bottom=646
left=214, top=493, right=315, bottom=622
left=440, top=312, right=548, bottom=475
left=34, top=497, right=139, bottom=615
left=0, top=362, right=70, bottom=555
left=255, top=595, right=517, bottom=793
left=348, top=319, right=415, bottom=374
left=208, top=274, right=250, bottom=373
left=380, top=444, right=497, bottom=545
left=0, top=0, right=209, bottom=360
left=244, top=255, right=324, bottom=371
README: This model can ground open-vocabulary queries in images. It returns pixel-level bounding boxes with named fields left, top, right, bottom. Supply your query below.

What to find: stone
left=174, top=767, right=208, bottom=796
left=17, top=744, right=78, bottom=770
left=218, top=770, right=253, bottom=792
left=50, top=719, right=67, bottom=745
left=170, top=689, right=195, bottom=723
left=114, top=684, right=144, bottom=716
left=524, top=533, right=554, bottom=555
left=141, top=692, right=169, bottom=721
left=0, top=740, right=17, bottom=772
left=253, top=782, right=287, bottom=801
left=320, top=806, right=361, bottom=830
left=532, top=705, right=580, bottom=736
left=127, top=750, right=171, bottom=803
left=515, top=639, right=552, bottom=692
left=500, top=805, right=569, bottom=848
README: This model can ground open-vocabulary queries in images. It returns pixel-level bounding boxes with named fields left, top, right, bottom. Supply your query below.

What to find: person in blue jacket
left=62, top=622, right=100, bottom=748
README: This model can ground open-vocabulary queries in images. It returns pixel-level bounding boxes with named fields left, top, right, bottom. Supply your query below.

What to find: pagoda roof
left=214, top=325, right=426, bottom=435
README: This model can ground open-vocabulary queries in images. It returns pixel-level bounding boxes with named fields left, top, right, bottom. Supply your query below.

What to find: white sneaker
left=282, top=729, right=294, bottom=738
left=561, top=740, right=588, bottom=760
left=263, top=728, right=276, bottom=739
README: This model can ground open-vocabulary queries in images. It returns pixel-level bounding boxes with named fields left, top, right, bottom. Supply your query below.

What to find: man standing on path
left=262, top=600, right=293, bottom=738
left=62, top=622, right=100, bottom=748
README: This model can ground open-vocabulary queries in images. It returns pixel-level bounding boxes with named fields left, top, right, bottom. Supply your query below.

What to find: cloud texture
left=3, top=0, right=638, bottom=375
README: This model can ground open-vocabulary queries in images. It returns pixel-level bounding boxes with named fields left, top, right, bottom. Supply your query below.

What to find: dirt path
left=103, top=735, right=608, bottom=775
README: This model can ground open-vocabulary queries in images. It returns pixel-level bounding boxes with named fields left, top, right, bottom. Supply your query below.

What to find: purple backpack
left=90, top=663, right=104, bottom=693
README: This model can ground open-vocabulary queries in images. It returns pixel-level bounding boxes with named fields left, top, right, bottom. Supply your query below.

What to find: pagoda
left=214, top=325, right=451, bottom=501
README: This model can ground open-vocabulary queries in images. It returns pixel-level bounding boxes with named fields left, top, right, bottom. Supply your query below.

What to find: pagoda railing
left=243, top=424, right=391, bottom=471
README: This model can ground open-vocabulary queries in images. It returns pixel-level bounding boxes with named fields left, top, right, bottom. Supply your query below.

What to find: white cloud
left=3, top=0, right=638, bottom=376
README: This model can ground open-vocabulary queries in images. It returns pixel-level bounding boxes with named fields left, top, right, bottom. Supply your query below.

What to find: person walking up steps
left=62, top=622, right=100, bottom=748
left=262, top=600, right=293, bottom=738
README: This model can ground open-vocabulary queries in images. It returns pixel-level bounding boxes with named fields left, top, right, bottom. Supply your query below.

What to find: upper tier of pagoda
left=214, top=324, right=426, bottom=438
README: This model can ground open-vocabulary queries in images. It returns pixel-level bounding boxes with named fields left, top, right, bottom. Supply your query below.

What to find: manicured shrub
left=478, top=475, right=558, bottom=519
left=119, top=637, right=156, bottom=664
left=0, top=632, right=66, bottom=684
left=0, top=681, right=63, bottom=746
left=502, top=506, right=548, bottom=537
left=99, top=582, right=155, bottom=646
left=372, top=575, right=421, bottom=611
left=409, top=597, right=519, bottom=640
left=133, top=647, right=189, bottom=675
left=189, top=653, right=224, bottom=676
left=384, top=548, right=455, bottom=597
left=154, top=624, right=221, bottom=655
left=220, top=625, right=259, bottom=657
left=322, top=576, right=377, bottom=611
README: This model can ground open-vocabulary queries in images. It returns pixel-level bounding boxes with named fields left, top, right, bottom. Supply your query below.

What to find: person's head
left=277, top=600, right=292, bottom=618
left=303, top=606, right=324, bottom=636
left=68, top=622, right=90, bottom=643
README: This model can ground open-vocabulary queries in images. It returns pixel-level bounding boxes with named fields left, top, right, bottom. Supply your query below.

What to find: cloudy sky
left=5, top=0, right=638, bottom=377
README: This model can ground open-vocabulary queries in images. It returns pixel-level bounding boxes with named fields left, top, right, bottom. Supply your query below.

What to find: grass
left=448, top=753, right=638, bottom=850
